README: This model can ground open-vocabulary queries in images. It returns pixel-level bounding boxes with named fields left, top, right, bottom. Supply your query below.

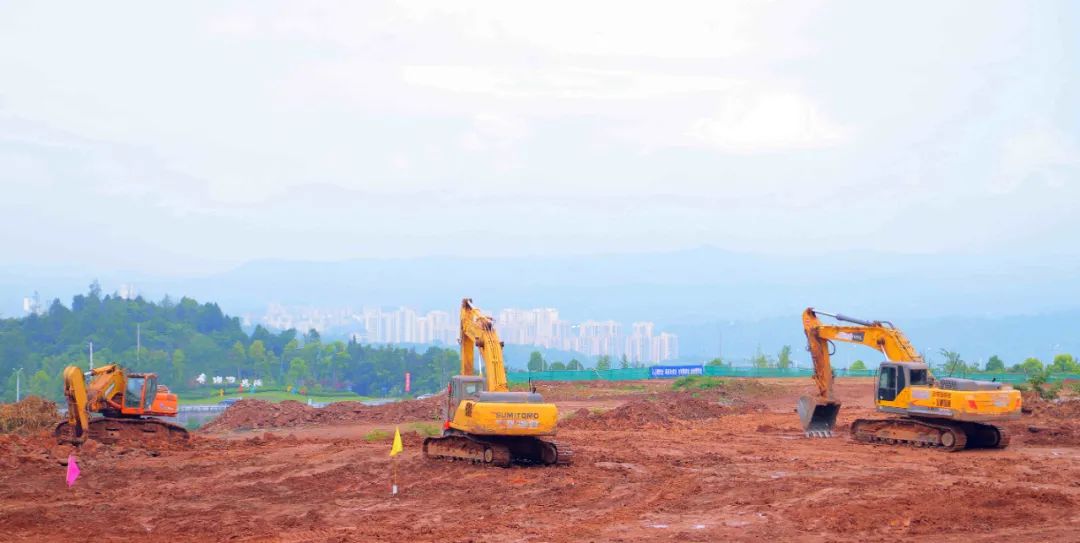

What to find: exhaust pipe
left=797, top=396, right=841, bottom=437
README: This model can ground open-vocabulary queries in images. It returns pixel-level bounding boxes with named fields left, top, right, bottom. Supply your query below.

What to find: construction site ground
left=2, top=378, right=1078, bottom=542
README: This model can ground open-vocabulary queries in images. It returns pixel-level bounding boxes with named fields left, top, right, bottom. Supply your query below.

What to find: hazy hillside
left=3, top=248, right=1078, bottom=363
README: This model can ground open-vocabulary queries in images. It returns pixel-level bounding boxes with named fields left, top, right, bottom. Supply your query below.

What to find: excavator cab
left=446, top=375, right=485, bottom=422
left=122, top=374, right=158, bottom=412
left=875, top=362, right=931, bottom=404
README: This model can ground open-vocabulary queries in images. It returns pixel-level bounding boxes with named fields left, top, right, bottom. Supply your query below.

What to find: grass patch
left=672, top=375, right=728, bottom=391
left=364, top=429, right=392, bottom=442
left=179, top=390, right=372, bottom=406
left=408, top=422, right=442, bottom=437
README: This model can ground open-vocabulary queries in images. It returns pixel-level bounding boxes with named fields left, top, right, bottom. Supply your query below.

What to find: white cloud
left=401, top=65, right=740, bottom=100
left=686, top=91, right=851, bottom=152
left=991, top=126, right=1079, bottom=194
left=459, top=113, right=527, bottom=152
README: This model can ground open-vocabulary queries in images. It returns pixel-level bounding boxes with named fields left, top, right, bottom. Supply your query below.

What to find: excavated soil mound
left=1020, top=421, right=1080, bottom=446
left=562, top=392, right=744, bottom=430
left=0, top=396, right=59, bottom=435
left=202, top=396, right=443, bottom=432
left=1027, top=397, right=1080, bottom=419
left=1012, top=398, right=1080, bottom=446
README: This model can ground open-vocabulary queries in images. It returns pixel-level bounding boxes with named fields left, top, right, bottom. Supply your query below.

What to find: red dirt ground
left=2, top=378, right=1078, bottom=542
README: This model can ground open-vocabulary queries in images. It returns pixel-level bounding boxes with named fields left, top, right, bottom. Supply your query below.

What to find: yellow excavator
left=423, top=298, right=571, bottom=466
left=798, top=308, right=1021, bottom=450
left=55, top=364, right=189, bottom=446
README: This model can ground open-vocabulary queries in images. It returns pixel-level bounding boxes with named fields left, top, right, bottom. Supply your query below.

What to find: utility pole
left=137, top=323, right=141, bottom=361
left=15, top=368, right=23, bottom=402
left=89, top=341, right=94, bottom=370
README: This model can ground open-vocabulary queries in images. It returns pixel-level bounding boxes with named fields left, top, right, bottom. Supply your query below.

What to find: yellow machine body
left=799, top=308, right=1019, bottom=450
left=423, top=299, right=570, bottom=466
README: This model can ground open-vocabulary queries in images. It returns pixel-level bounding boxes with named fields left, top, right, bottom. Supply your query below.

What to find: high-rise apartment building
left=268, top=303, right=678, bottom=362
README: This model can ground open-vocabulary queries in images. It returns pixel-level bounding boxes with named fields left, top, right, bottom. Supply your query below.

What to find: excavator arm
left=802, top=308, right=923, bottom=400
left=799, top=307, right=927, bottom=436
left=61, top=366, right=90, bottom=444
left=459, top=298, right=510, bottom=393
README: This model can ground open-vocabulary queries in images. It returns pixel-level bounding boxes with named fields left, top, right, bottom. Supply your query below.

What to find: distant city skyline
left=247, top=303, right=679, bottom=363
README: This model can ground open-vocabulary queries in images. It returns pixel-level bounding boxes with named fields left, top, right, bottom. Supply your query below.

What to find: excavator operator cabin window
left=909, top=369, right=929, bottom=386
left=143, top=376, right=158, bottom=410
left=878, top=366, right=898, bottom=401
left=878, top=367, right=896, bottom=389
left=124, top=377, right=145, bottom=409
left=464, top=383, right=480, bottom=395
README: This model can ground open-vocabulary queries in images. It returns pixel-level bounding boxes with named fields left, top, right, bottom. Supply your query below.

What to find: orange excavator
left=55, top=364, right=189, bottom=446
left=798, top=308, right=1020, bottom=450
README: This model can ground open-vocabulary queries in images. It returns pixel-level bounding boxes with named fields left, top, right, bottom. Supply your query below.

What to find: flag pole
left=392, top=454, right=399, bottom=496
left=389, top=425, right=403, bottom=496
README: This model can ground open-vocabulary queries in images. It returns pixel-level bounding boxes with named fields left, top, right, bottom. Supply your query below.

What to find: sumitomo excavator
left=423, top=298, right=572, bottom=466
left=55, top=364, right=189, bottom=446
left=798, top=308, right=1020, bottom=450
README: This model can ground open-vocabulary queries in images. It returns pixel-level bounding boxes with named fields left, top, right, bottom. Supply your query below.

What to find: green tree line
left=1, top=283, right=460, bottom=402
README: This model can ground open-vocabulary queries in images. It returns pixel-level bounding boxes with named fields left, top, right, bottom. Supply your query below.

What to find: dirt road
left=2, top=379, right=1077, bottom=542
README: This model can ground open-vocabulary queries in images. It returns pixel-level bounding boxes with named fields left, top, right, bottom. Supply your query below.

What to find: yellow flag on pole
left=389, top=426, right=403, bottom=457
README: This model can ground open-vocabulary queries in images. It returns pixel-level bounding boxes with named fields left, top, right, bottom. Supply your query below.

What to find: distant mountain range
left=3, top=248, right=1078, bottom=363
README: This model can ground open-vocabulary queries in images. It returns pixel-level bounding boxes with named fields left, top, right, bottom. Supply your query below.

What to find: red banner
left=405, top=372, right=411, bottom=393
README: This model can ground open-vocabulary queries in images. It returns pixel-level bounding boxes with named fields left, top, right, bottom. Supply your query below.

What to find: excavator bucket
left=797, top=396, right=840, bottom=437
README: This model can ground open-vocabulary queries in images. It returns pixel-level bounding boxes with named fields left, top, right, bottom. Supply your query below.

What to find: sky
left=0, top=1, right=1077, bottom=275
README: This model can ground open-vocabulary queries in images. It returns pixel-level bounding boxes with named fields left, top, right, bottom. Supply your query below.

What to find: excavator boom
left=459, top=298, right=510, bottom=392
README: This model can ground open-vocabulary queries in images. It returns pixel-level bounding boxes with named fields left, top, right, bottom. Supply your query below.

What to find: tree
left=1017, top=357, right=1044, bottom=374
left=228, top=340, right=247, bottom=371
left=1050, top=353, right=1079, bottom=373
left=938, top=349, right=967, bottom=375
left=566, top=359, right=583, bottom=370
left=596, top=355, right=611, bottom=370
left=850, top=360, right=867, bottom=371
left=28, top=369, right=53, bottom=398
left=776, top=345, right=792, bottom=370
left=286, top=357, right=310, bottom=387
left=527, top=351, right=545, bottom=372
left=248, top=340, right=274, bottom=383
left=985, top=355, right=1005, bottom=372
left=706, top=357, right=725, bottom=367
left=171, top=349, right=187, bottom=385
left=751, top=348, right=773, bottom=369
left=248, top=340, right=267, bottom=365
left=549, top=361, right=566, bottom=371
left=616, top=355, right=628, bottom=369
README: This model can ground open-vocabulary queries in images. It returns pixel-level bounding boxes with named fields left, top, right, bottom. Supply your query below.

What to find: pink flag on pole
left=66, top=455, right=80, bottom=487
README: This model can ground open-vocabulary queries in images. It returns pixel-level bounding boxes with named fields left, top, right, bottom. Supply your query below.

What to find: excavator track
left=423, top=433, right=512, bottom=467
left=423, top=432, right=572, bottom=467
left=548, top=440, right=573, bottom=466
left=55, top=417, right=190, bottom=447
left=851, top=417, right=1007, bottom=451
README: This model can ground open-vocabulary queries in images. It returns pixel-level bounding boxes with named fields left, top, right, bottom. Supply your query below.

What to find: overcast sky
left=1, top=1, right=1076, bottom=275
